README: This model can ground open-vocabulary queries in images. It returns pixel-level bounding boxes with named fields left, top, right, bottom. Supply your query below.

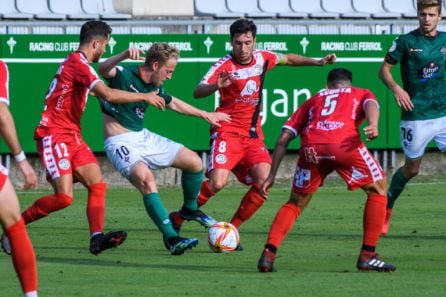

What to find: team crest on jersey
left=215, top=154, right=227, bottom=164
left=58, top=158, right=70, bottom=170
left=135, top=107, right=145, bottom=119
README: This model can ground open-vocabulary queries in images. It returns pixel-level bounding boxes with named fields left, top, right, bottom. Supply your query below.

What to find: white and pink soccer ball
left=207, top=222, right=240, bottom=253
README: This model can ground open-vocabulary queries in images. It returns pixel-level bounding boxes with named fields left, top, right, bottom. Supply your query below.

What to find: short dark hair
left=230, top=19, right=257, bottom=39
left=79, top=21, right=112, bottom=44
left=327, top=68, right=353, bottom=85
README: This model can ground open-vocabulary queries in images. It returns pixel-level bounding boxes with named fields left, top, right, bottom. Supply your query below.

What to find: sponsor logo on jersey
left=215, top=154, right=227, bottom=164
left=409, top=48, right=423, bottom=52
left=419, top=62, right=439, bottom=80
left=316, top=120, right=345, bottom=131
left=58, top=158, right=70, bottom=170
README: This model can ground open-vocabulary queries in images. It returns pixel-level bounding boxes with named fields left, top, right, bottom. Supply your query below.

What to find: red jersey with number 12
left=36, top=51, right=101, bottom=134
left=284, top=87, right=378, bottom=146
left=200, top=50, right=280, bottom=138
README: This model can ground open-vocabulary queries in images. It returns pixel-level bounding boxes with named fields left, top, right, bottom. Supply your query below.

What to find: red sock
left=197, top=180, right=215, bottom=207
left=230, top=184, right=265, bottom=228
left=5, top=218, right=38, bottom=294
left=266, top=203, right=301, bottom=249
left=87, top=182, right=106, bottom=234
left=22, top=193, right=73, bottom=224
left=363, top=194, right=386, bottom=247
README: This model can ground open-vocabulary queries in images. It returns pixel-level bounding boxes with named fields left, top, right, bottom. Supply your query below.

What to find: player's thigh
left=128, top=162, right=158, bottom=194
left=400, top=120, right=435, bottom=159
left=171, top=147, right=202, bottom=172
left=0, top=177, right=21, bottom=228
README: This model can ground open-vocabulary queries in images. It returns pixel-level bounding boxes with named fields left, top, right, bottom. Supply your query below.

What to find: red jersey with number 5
left=284, top=87, right=378, bottom=146
left=35, top=51, right=102, bottom=135
left=200, top=50, right=280, bottom=138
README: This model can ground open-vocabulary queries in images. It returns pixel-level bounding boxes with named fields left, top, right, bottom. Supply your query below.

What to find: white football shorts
left=104, top=128, right=183, bottom=178
left=400, top=115, right=446, bottom=159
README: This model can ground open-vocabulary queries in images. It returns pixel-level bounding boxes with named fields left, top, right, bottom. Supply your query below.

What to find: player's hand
left=203, top=111, right=231, bottom=127
left=393, top=87, right=413, bottom=111
left=260, top=174, right=275, bottom=198
left=126, top=48, right=145, bottom=61
left=319, top=53, right=337, bottom=66
left=17, top=160, right=37, bottom=190
left=363, top=124, right=379, bottom=141
left=145, top=89, right=165, bottom=110
left=216, top=71, right=233, bottom=88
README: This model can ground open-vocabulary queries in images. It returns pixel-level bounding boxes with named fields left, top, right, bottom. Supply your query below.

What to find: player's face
left=231, top=32, right=255, bottom=65
left=151, top=57, right=177, bottom=86
left=92, top=36, right=109, bottom=63
left=418, top=6, right=442, bottom=36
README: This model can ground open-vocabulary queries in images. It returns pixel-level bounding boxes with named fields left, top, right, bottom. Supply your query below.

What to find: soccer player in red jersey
left=257, top=68, right=396, bottom=272
left=1, top=21, right=167, bottom=256
left=169, top=19, right=336, bottom=241
left=0, top=60, right=38, bottom=297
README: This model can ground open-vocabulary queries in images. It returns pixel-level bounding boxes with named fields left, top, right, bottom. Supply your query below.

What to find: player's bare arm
left=363, top=100, right=380, bottom=141
left=167, top=97, right=231, bottom=127
left=283, top=53, right=336, bottom=66
left=379, top=61, right=413, bottom=111
left=93, top=81, right=165, bottom=110
left=193, top=71, right=232, bottom=98
left=260, top=129, right=295, bottom=197
left=0, top=103, right=37, bottom=189
left=99, top=48, right=145, bottom=78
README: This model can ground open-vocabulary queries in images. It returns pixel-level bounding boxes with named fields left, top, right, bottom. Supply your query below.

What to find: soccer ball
left=207, top=221, right=240, bottom=253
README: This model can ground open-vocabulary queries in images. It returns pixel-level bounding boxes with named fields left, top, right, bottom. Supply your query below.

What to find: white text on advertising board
left=225, top=42, right=289, bottom=51
left=129, top=42, right=193, bottom=51
left=321, top=42, right=382, bottom=51
left=29, top=42, right=79, bottom=52
left=214, top=88, right=312, bottom=125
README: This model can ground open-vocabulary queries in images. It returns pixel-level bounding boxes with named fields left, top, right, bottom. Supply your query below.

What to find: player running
left=1, top=21, right=166, bottom=256
left=169, top=19, right=336, bottom=244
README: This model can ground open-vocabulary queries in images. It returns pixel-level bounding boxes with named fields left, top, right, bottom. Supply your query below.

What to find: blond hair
left=145, top=43, right=179, bottom=67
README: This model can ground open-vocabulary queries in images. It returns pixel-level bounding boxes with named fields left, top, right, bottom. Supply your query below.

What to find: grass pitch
left=1, top=178, right=445, bottom=297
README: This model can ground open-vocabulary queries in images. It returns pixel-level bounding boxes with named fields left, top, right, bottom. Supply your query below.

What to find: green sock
left=143, top=193, right=177, bottom=239
left=387, top=167, right=410, bottom=209
left=181, top=170, right=203, bottom=211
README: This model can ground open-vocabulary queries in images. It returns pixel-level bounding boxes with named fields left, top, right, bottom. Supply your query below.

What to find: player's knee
left=405, top=167, right=419, bottom=178
left=209, top=179, right=227, bottom=192
left=54, top=193, right=74, bottom=209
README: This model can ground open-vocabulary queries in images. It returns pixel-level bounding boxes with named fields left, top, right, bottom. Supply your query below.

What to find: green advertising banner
left=0, top=33, right=403, bottom=153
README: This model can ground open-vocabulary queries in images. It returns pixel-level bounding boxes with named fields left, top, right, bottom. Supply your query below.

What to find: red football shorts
left=292, top=143, right=385, bottom=194
left=207, top=131, right=271, bottom=185
left=36, top=131, right=98, bottom=181
left=0, top=164, right=8, bottom=191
